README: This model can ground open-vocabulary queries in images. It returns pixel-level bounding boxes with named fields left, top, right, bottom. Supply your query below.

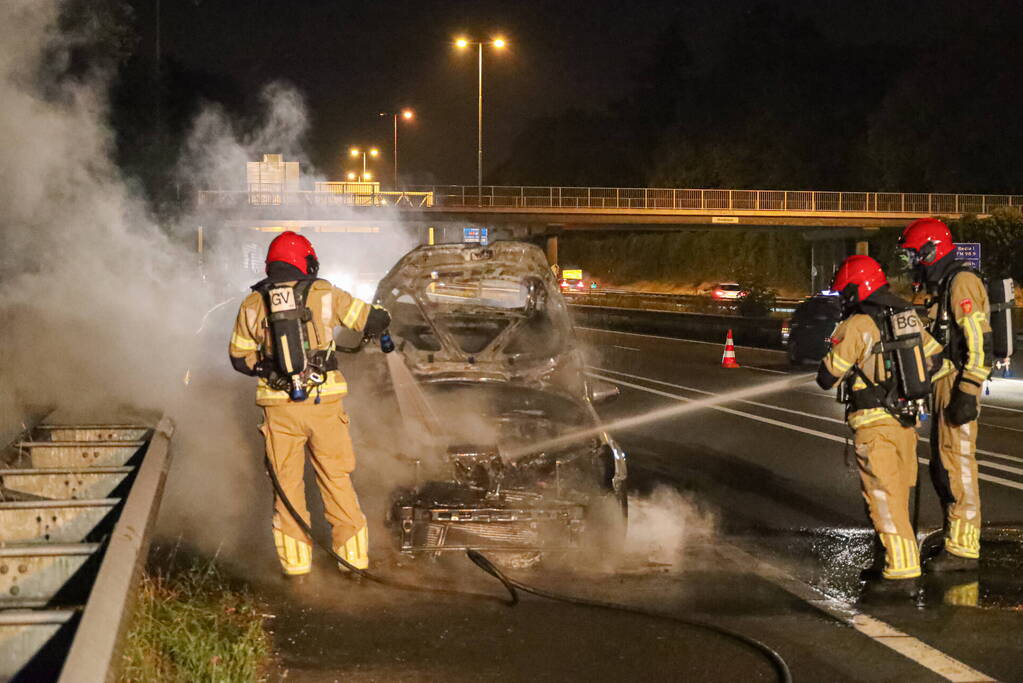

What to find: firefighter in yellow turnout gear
left=817, top=256, right=943, bottom=597
left=229, top=231, right=390, bottom=576
left=899, top=218, right=992, bottom=571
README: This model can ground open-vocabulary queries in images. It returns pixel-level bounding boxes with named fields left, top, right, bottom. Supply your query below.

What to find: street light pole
left=379, top=109, right=413, bottom=188
left=393, top=113, right=399, bottom=187
left=477, top=41, right=483, bottom=198
left=348, top=147, right=379, bottom=182
left=456, top=36, right=506, bottom=205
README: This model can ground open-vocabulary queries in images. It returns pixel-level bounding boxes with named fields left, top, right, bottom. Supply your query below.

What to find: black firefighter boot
left=926, top=550, right=979, bottom=573
left=858, top=534, right=887, bottom=582
left=860, top=576, right=921, bottom=603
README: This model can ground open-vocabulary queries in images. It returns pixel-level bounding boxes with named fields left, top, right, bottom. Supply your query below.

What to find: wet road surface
left=246, top=327, right=1023, bottom=682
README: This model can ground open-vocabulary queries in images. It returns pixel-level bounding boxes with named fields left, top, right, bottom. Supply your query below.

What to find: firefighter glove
left=947, top=386, right=979, bottom=426
left=364, top=305, right=391, bottom=337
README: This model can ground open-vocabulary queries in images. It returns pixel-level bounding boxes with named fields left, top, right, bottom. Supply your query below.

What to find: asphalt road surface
left=240, top=327, right=1023, bottom=682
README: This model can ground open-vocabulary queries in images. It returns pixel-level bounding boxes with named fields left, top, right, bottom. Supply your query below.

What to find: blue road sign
left=954, top=242, right=981, bottom=270
left=463, top=227, right=489, bottom=245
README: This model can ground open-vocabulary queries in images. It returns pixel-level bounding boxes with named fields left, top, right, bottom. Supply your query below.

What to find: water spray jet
left=505, top=373, right=817, bottom=458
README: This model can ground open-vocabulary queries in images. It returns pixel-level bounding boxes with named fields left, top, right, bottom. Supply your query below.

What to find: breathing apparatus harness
left=837, top=304, right=932, bottom=428
left=254, top=278, right=337, bottom=403
left=927, top=263, right=1011, bottom=378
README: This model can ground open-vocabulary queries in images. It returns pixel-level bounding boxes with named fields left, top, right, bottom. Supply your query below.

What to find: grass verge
left=120, top=557, right=273, bottom=682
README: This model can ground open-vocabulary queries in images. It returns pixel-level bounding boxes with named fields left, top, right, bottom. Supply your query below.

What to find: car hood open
left=374, top=241, right=583, bottom=396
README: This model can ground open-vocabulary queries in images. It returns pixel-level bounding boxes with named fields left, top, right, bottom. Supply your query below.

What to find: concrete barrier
left=570, top=304, right=785, bottom=349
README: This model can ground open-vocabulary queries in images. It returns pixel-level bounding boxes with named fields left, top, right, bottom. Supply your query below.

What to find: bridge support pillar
left=855, top=240, right=869, bottom=256
left=545, top=235, right=559, bottom=268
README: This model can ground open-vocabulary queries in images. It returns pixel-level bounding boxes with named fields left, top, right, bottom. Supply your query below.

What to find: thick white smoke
left=0, top=1, right=419, bottom=568
left=626, top=486, right=716, bottom=567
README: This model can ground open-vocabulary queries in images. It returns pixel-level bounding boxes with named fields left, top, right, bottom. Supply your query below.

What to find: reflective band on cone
left=721, top=329, right=741, bottom=368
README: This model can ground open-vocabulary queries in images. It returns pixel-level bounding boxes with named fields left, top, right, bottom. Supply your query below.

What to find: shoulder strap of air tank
left=939, top=264, right=983, bottom=334
left=865, top=310, right=900, bottom=391
left=293, top=278, right=319, bottom=306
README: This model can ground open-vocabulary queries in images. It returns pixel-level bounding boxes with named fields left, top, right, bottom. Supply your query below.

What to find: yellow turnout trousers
left=854, top=420, right=921, bottom=579
left=259, top=399, right=368, bottom=575
left=929, top=374, right=982, bottom=559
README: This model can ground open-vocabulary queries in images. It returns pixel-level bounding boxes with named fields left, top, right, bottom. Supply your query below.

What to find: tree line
left=492, top=3, right=1023, bottom=196
left=562, top=209, right=1023, bottom=295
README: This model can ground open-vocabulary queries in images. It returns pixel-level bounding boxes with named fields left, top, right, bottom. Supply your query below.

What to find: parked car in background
left=559, top=267, right=597, bottom=293
left=786, top=291, right=842, bottom=364
left=710, top=282, right=745, bottom=300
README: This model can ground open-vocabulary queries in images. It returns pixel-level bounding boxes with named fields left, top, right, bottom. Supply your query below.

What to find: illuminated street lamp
left=348, top=146, right=379, bottom=181
left=454, top=36, right=507, bottom=197
left=378, top=108, right=415, bottom=187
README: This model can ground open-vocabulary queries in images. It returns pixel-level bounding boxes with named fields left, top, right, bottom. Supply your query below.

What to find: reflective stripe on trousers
left=929, top=373, right=982, bottom=558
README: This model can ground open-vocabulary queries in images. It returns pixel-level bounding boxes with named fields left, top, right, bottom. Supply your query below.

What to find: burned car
left=372, top=241, right=627, bottom=565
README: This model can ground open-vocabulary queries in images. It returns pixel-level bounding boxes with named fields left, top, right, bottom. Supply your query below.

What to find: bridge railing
left=197, top=189, right=434, bottom=208
left=410, top=185, right=1023, bottom=214
left=197, top=186, right=1023, bottom=214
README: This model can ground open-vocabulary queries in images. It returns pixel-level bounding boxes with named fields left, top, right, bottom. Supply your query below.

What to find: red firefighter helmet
left=265, top=231, right=317, bottom=274
left=832, top=255, right=888, bottom=303
left=898, top=217, right=954, bottom=266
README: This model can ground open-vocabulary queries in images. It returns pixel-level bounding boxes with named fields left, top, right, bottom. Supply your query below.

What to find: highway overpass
left=197, top=184, right=1023, bottom=232
left=195, top=184, right=1022, bottom=273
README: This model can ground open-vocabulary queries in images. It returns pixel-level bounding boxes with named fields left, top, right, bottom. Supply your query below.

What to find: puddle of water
left=744, top=524, right=1023, bottom=609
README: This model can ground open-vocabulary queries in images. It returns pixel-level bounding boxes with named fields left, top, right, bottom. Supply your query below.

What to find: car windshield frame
left=375, top=242, right=574, bottom=366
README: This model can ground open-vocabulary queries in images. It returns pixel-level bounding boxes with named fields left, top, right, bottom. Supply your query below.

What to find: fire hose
left=262, top=455, right=793, bottom=682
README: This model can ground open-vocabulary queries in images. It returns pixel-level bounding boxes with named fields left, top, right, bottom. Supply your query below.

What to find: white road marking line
left=982, top=403, right=1023, bottom=415
left=918, top=456, right=1023, bottom=491
left=612, top=345, right=640, bottom=351
left=588, top=370, right=1023, bottom=493
left=581, top=325, right=1023, bottom=412
left=978, top=421, right=1023, bottom=433
left=594, top=366, right=1023, bottom=468
left=576, top=325, right=787, bottom=354
left=737, top=364, right=788, bottom=374
left=593, top=366, right=847, bottom=424
left=716, top=544, right=997, bottom=682
left=589, top=371, right=849, bottom=442
left=583, top=326, right=1023, bottom=417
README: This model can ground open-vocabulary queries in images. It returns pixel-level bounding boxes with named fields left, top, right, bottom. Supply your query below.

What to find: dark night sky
left=136, top=0, right=996, bottom=185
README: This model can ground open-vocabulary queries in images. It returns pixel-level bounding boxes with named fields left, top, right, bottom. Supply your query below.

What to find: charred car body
left=373, top=241, right=627, bottom=563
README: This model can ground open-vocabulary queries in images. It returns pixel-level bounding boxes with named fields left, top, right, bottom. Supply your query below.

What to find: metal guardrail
left=0, top=418, right=174, bottom=682
left=565, top=289, right=799, bottom=316
left=409, top=185, right=1023, bottom=214
left=197, top=189, right=434, bottom=208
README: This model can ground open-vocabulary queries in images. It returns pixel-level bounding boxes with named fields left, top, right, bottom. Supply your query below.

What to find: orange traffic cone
left=721, top=329, right=741, bottom=368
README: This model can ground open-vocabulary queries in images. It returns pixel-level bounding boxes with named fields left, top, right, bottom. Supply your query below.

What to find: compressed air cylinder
left=989, top=278, right=1014, bottom=361
left=267, top=285, right=308, bottom=376
left=887, top=309, right=930, bottom=401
